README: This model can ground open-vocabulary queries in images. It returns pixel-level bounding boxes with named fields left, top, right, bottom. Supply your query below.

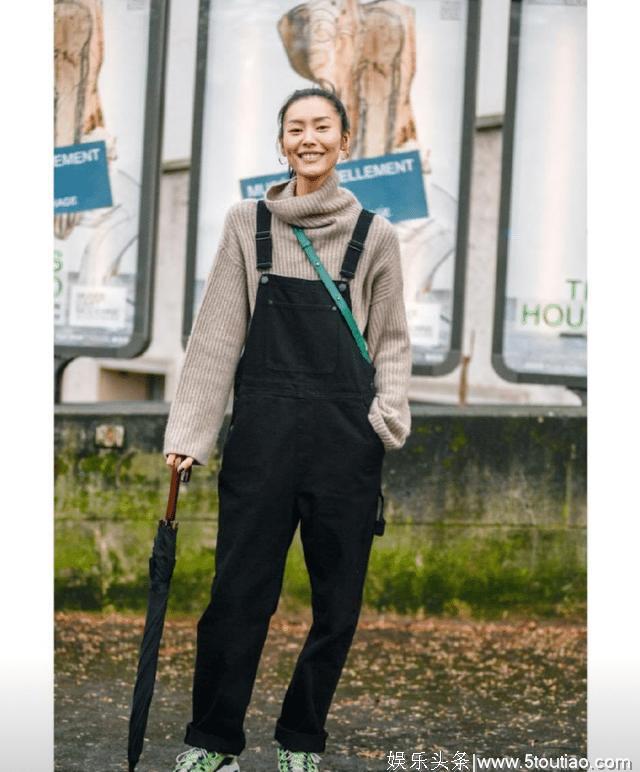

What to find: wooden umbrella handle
left=164, top=460, right=191, bottom=523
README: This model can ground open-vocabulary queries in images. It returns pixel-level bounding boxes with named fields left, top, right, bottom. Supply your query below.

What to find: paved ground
left=55, top=611, right=586, bottom=772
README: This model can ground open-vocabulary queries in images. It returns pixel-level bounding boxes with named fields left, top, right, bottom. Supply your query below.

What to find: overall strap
left=256, top=199, right=272, bottom=270
left=340, top=208, right=375, bottom=279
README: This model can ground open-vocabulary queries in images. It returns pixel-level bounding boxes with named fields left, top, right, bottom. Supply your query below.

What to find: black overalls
left=185, top=201, right=385, bottom=756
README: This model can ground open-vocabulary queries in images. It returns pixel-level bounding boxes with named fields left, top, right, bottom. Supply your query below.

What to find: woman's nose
left=301, top=127, right=317, bottom=144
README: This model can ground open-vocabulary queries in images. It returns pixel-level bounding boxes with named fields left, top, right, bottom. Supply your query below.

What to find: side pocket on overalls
left=373, top=489, right=385, bottom=537
left=222, top=394, right=240, bottom=449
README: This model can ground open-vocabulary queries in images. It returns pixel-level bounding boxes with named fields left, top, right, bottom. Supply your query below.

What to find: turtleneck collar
left=264, top=168, right=359, bottom=228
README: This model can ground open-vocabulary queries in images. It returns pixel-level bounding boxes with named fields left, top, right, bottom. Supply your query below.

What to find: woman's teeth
left=300, top=153, right=322, bottom=161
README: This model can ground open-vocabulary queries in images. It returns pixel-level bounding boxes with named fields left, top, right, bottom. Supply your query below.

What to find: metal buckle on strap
left=348, top=238, right=364, bottom=253
left=256, top=230, right=271, bottom=241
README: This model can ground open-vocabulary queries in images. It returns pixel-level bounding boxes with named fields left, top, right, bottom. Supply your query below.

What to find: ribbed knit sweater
left=163, top=169, right=412, bottom=466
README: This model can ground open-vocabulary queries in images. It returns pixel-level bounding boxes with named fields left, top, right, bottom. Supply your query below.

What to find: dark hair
left=277, top=87, right=350, bottom=179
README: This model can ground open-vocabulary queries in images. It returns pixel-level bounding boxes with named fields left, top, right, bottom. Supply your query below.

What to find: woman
left=164, top=87, right=412, bottom=772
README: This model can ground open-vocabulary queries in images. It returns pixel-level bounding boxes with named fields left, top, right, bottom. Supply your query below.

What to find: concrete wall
left=54, top=404, right=586, bottom=618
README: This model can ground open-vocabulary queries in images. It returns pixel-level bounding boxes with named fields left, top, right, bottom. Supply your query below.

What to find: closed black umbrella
left=127, top=462, right=191, bottom=771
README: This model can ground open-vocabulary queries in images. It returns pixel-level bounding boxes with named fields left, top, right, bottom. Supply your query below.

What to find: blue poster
left=240, top=150, right=428, bottom=224
left=54, top=140, right=113, bottom=214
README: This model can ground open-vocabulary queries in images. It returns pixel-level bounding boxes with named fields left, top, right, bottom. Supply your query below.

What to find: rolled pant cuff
left=184, top=721, right=244, bottom=756
left=274, top=719, right=328, bottom=753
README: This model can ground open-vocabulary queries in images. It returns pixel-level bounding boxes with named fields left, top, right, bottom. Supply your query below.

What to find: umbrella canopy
left=127, top=463, right=191, bottom=771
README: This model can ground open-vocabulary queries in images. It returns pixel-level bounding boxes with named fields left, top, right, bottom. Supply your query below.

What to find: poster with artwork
left=53, top=0, right=167, bottom=355
left=494, top=0, right=586, bottom=384
left=187, top=0, right=480, bottom=373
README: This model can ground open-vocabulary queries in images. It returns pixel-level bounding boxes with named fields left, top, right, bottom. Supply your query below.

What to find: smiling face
left=279, top=95, right=349, bottom=193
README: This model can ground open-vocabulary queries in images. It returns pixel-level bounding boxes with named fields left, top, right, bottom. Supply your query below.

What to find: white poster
left=500, top=0, right=587, bottom=378
left=53, top=0, right=151, bottom=349
left=192, top=0, right=473, bottom=367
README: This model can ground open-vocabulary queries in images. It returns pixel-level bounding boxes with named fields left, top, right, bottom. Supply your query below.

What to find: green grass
left=54, top=524, right=585, bottom=620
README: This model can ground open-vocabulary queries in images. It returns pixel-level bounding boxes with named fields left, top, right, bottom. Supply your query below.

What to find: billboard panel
left=54, top=0, right=168, bottom=359
left=185, top=0, right=481, bottom=375
left=493, top=0, right=587, bottom=386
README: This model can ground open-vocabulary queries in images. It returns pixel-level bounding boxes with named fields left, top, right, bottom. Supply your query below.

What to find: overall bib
left=185, top=202, right=385, bottom=756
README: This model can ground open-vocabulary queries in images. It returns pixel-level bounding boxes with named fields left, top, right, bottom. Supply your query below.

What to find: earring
left=278, top=155, right=287, bottom=165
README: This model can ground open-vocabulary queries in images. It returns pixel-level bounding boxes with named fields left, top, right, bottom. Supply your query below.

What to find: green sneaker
left=277, top=743, right=321, bottom=772
left=172, top=746, right=240, bottom=772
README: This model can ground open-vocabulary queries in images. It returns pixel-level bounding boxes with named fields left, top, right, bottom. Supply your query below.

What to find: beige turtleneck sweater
left=163, top=169, right=412, bottom=466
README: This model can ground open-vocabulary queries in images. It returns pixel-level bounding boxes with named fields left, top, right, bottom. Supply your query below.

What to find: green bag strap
left=291, top=225, right=372, bottom=365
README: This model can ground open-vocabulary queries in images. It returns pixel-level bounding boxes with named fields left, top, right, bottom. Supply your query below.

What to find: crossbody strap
left=291, top=225, right=372, bottom=365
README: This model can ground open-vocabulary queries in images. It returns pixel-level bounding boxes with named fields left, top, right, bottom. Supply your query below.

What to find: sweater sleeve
left=365, top=223, right=413, bottom=451
left=163, top=206, right=249, bottom=466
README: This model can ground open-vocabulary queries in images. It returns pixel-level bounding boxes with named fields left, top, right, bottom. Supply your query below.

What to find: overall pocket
left=360, top=395, right=386, bottom=452
left=221, top=392, right=249, bottom=454
left=266, top=301, right=340, bottom=374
